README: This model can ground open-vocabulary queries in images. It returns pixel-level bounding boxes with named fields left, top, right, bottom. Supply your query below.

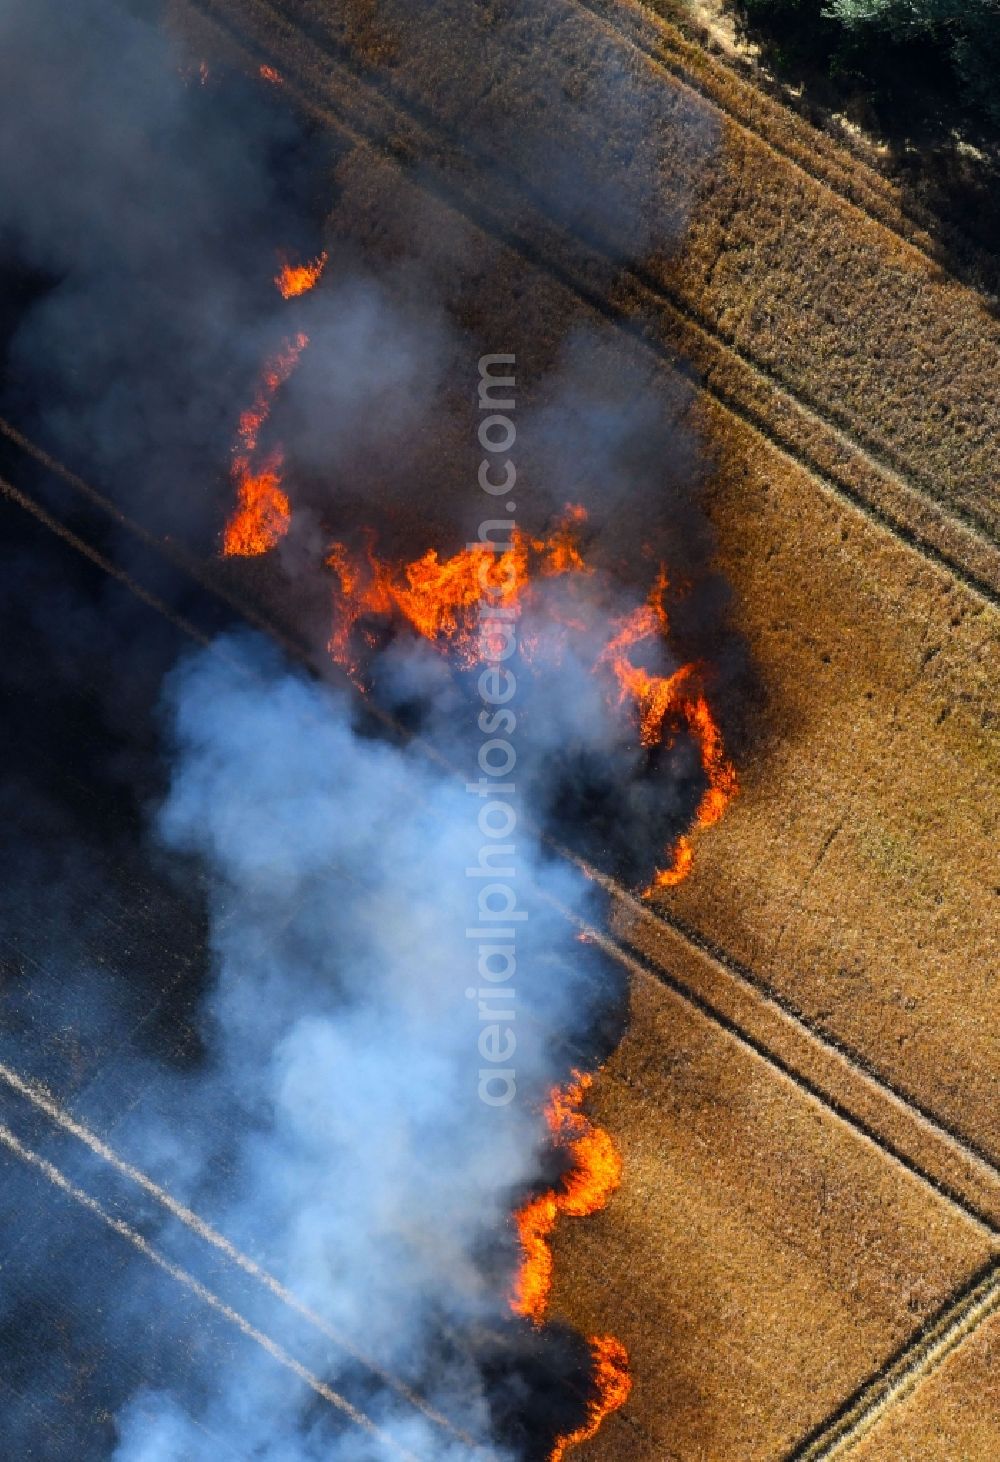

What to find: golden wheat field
left=155, top=1, right=1000, bottom=1456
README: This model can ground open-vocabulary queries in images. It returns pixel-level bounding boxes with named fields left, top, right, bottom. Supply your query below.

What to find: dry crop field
left=1, top=0, right=996, bottom=1457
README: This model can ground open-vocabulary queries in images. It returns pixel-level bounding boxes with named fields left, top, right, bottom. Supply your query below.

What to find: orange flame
left=550, top=1335, right=633, bottom=1462
left=327, top=520, right=736, bottom=888
left=597, top=574, right=738, bottom=893
left=511, top=1074, right=622, bottom=1325
left=275, top=250, right=328, bottom=300
left=258, top=63, right=283, bottom=86
left=222, top=456, right=291, bottom=559
left=510, top=1074, right=632, bottom=1460
left=648, top=832, right=694, bottom=889
left=325, top=506, right=591, bottom=681
left=222, top=333, right=307, bottom=558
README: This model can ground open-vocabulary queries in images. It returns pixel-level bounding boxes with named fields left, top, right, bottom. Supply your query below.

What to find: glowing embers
left=511, top=1074, right=632, bottom=1459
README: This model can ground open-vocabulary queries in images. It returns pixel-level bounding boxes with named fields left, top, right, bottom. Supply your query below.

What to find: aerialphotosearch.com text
left=467, top=353, right=522, bottom=1108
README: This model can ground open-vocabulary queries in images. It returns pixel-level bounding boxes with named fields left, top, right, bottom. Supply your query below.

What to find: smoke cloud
left=0, top=0, right=326, bottom=548
left=0, top=625, right=618, bottom=1457
left=0, top=0, right=740, bottom=1455
left=111, top=632, right=612, bottom=1458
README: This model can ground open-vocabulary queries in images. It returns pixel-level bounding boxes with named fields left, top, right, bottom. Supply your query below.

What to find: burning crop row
left=511, top=1074, right=633, bottom=1459
left=221, top=330, right=305, bottom=558
left=222, top=249, right=327, bottom=557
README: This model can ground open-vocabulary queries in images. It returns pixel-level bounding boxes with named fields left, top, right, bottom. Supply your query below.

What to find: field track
left=581, top=0, right=989, bottom=277
left=3, top=429, right=999, bottom=1237
left=790, top=1259, right=1000, bottom=1458
left=178, top=0, right=1000, bottom=605
left=3, top=0, right=997, bottom=1454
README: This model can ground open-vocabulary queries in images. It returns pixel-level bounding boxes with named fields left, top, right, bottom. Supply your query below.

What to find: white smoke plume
left=0, top=0, right=736, bottom=1454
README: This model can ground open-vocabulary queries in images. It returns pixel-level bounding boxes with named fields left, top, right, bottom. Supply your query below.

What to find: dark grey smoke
left=0, top=0, right=326, bottom=547
left=0, top=0, right=739, bottom=1455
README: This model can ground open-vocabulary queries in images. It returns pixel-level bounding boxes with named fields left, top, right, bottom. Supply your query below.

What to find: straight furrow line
left=0, top=1056, right=478, bottom=1449
left=547, top=886, right=1000, bottom=1234
left=3, top=438, right=998, bottom=1226
left=185, top=0, right=1000, bottom=602
left=0, top=1120, right=418, bottom=1459
left=787, top=1260, right=1000, bottom=1458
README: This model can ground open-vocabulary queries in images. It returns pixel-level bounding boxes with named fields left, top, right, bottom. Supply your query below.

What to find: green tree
left=824, top=0, right=1000, bottom=120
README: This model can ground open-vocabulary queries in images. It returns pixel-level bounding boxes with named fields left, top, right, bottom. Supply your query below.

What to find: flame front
left=511, top=1074, right=631, bottom=1459
left=511, top=1074, right=622, bottom=1325
left=222, top=229, right=328, bottom=557
left=326, top=507, right=591, bottom=682
left=550, top=1335, right=633, bottom=1462
left=597, top=571, right=738, bottom=891
left=222, top=333, right=307, bottom=557
left=326, top=510, right=736, bottom=889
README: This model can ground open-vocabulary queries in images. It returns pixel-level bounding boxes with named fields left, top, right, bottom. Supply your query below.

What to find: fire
left=325, top=506, right=591, bottom=681
left=258, top=63, right=283, bottom=85
left=326, top=514, right=736, bottom=889
left=550, top=1336, right=633, bottom=1462
left=537, top=500, right=591, bottom=577
left=222, top=334, right=307, bottom=558
left=511, top=1074, right=622, bottom=1325
left=275, top=250, right=328, bottom=300
left=511, top=1074, right=631, bottom=1459
left=222, top=227, right=325, bottom=556
left=222, top=457, right=291, bottom=559
left=597, top=576, right=738, bottom=893
left=649, top=832, right=694, bottom=889
left=222, top=246, right=735, bottom=884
